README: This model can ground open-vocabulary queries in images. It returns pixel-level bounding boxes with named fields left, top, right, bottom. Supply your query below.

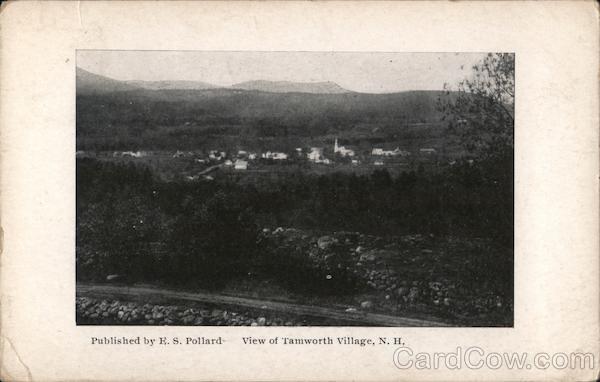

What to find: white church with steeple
left=333, top=138, right=355, bottom=157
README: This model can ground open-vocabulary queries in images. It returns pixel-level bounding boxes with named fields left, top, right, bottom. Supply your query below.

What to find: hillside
left=76, top=68, right=140, bottom=95
left=126, top=80, right=218, bottom=90
left=230, top=80, right=350, bottom=94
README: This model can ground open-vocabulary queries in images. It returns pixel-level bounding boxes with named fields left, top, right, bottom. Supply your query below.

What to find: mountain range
left=77, top=67, right=352, bottom=95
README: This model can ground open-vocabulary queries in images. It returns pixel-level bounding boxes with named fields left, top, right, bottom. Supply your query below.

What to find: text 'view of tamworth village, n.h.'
left=75, top=52, right=514, bottom=327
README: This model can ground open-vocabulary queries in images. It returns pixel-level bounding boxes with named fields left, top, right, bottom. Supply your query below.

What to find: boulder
left=428, top=281, right=442, bottom=291
left=106, top=274, right=123, bottom=282
left=317, top=235, right=338, bottom=250
left=406, top=287, right=420, bottom=303
left=360, top=253, right=376, bottom=262
left=395, top=287, right=410, bottom=297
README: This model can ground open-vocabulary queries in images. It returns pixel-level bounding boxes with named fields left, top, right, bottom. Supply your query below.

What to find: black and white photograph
left=75, top=51, right=514, bottom=327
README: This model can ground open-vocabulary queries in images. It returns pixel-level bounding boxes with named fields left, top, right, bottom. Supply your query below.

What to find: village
left=76, top=138, right=444, bottom=181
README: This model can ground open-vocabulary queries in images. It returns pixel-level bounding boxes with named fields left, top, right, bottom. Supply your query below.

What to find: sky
left=77, top=51, right=489, bottom=93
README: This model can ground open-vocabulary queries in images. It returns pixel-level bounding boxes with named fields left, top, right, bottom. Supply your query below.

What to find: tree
left=439, top=53, right=515, bottom=160
left=438, top=53, right=515, bottom=246
left=169, top=190, right=260, bottom=286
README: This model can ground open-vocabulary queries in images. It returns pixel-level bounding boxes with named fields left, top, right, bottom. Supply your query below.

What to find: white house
left=262, top=151, right=288, bottom=160
left=121, top=151, right=146, bottom=158
left=419, top=148, right=437, bottom=155
left=391, top=148, right=411, bottom=157
left=224, top=159, right=233, bottom=166
left=234, top=159, right=248, bottom=170
left=209, top=150, right=223, bottom=160
left=372, top=147, right=410, bottom=157
left=307, top=147, right=323, bottom=162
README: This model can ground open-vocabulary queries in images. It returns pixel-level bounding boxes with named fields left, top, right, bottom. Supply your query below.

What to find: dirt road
left=76, top=283, right=450, bottom=327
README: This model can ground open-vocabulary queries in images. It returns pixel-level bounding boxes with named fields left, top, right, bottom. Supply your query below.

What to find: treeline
left=76, top=156, right=512, bottom=290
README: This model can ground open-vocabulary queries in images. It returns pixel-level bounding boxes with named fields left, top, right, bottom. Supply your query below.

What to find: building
left=374, top=160, right=384, bottom=166
left=308, top=147, right=333, bottom=163
left=419, top=148, right=437, bottom=155
left=224, top=159, right=233, bottom=166
left=391, top=148, right=411, bottom=157
left=118, top=151, right=146, bottom=158
left=209, top=150, right=223, bottom=160
left=334, top=138, right=355, bottom=157
left=307, top=147, right=323, bottom=162
left=372, top=147, right=410, bottom=157
left=262, top=151, right=288, bottom=160
left=234, top=159, right=248, bottom=170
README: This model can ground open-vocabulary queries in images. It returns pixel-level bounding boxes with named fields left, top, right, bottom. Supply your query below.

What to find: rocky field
left=259, top=227, right=513, bottom=326
left=77, top=297, right=315, bottom=326
left=77, top=228, right=512, bottom=326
